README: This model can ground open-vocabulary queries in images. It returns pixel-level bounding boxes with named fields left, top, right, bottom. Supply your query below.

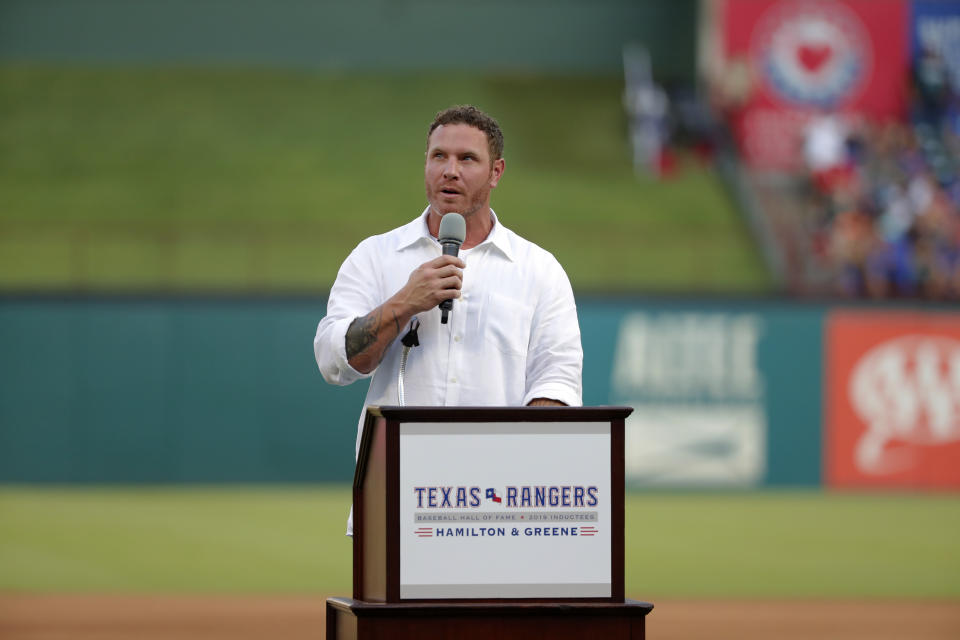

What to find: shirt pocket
left=483, top=291, right=535, bottom=357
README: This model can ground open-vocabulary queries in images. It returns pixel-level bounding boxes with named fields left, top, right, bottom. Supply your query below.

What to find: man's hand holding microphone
left=345, top=214, right=466, bottom=373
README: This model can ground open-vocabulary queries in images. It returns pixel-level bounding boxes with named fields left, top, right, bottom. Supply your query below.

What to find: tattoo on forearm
left=392, top=310, right=401, bottom=335
left=345, top=308, right=382, bottom=360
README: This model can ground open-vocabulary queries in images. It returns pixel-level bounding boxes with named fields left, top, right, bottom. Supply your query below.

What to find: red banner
left=825, top=311, right=960, bottom=489
left=718, top=0, right=910, bottom=169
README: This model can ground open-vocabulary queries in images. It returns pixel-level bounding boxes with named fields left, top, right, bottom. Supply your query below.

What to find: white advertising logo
left=849, top=336, right=960, bottom=475
left=611, top=313, right=766, bottom=486
left=752, top=0, right=871, bottom=108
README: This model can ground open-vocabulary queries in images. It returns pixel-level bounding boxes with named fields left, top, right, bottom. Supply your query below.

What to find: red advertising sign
left=718, top=0, right=910, bottom=169
left=825, top=311, right=960, bottom=489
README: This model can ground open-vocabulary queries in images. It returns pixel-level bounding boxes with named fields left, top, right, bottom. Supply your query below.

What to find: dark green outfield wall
left=0, top=297, right=365, bottom=484
left=0, top=0, right=696, bottom=80
left=1, top=295, right=826, bottom=486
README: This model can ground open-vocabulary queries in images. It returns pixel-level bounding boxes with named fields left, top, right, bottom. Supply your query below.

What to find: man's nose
left=442, top=160, right=460, bottom=179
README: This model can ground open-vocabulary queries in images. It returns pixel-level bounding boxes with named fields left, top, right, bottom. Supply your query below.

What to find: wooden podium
left=326, top=406, right=653, bottom=639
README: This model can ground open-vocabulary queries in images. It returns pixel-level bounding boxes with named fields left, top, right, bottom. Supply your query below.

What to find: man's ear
left=489, top=157, right=505, bottom=188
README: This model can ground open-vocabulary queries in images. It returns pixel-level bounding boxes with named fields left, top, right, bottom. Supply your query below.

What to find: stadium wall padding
left=1, top=295, right=826, bottom=485
left=0, top=0, right=696, bottom=80
left=0, top=297, right=365, bottom=483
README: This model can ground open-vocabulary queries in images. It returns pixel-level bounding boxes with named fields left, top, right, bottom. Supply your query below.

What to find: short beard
left=429, top=197, right=485, bottom=220
left=428, top=171, right=492, bottom=219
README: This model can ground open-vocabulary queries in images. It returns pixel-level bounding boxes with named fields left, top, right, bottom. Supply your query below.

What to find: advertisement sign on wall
left=719, top=0, right=909, bottom=169
left=609, top=312, right=768, bottom=487
left=825, top=311, right=960, bottom=489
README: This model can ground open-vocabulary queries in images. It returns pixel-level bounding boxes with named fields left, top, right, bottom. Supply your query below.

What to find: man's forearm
left=345, top=300, right=411, bottom=374
left=343, top=253, right=464, bottom=373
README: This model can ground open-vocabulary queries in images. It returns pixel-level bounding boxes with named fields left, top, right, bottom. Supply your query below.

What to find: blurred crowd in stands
left=803, top=49, right=960, bottom=300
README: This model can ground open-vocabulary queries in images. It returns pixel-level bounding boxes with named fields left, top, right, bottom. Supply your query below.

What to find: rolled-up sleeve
left=522, top=257, right=583, bottom=407
left=314, top=239, right=381, bottom=386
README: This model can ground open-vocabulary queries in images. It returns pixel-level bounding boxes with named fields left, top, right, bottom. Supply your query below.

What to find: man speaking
left=314, top=105, right=583, bottom=531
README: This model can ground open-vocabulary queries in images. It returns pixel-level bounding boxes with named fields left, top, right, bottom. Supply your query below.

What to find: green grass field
left=2, top=487, right=957, bottom=598
left=0, top=66, right=770, bottom=293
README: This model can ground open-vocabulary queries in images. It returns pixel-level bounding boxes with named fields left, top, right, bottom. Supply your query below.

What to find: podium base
left=326, top=597, right=654, bottom=640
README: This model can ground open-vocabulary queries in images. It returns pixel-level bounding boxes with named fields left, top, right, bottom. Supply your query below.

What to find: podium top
left=367, top=405, right=633, bottom=422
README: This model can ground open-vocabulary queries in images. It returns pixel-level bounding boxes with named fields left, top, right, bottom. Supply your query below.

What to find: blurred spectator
left=803, top=112, right=855, bottom=195
left=913, top=47, right=952, bottom=128
left=623, top=44, right=671, bottom=177
left=624, top=44, right=728, bottom=179
left=798, top=66, right=960, bottom=299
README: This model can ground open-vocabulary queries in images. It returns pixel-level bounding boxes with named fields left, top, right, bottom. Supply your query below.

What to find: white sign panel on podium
left=398, top=422, right=612, bottom=600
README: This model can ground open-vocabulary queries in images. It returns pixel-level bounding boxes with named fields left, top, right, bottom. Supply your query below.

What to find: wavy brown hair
left=427, top=105, right=504, bottom=163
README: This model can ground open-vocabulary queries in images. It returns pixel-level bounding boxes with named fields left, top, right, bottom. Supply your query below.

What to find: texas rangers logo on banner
left=825, top=312, right=960, bottom=489
left=410, top=484, right=601, bottom=538
left=751, top=0, right=872, bottom=108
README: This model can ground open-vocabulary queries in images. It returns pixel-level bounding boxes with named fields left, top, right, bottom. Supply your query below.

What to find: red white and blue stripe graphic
left=414, top=527, right=433, bottom=537
left=579, top=526, right=597, bottom=537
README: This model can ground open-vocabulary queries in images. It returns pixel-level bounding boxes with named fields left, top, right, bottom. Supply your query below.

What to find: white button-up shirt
left=314, top=208, right=582, bottom=532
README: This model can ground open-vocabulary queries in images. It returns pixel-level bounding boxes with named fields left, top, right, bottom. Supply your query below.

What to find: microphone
left=437, top=212, right=466, bottom=325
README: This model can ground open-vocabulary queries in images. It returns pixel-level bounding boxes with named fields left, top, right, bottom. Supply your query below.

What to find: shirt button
left=454, top=335, right=462, bottom=342
left=450, top=377, right=458, bottom=384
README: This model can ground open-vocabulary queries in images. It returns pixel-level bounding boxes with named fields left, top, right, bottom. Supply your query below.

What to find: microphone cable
left=397, top=318, right=421, bottom=406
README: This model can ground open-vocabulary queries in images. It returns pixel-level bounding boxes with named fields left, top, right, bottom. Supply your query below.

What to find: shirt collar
left=393, top=207, right=434, bottom=252
left=394, top=207, right=514, bottom=262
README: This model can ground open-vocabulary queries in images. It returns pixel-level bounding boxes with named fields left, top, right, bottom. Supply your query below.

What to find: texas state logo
left=751, top=1, right=872, bottom=108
